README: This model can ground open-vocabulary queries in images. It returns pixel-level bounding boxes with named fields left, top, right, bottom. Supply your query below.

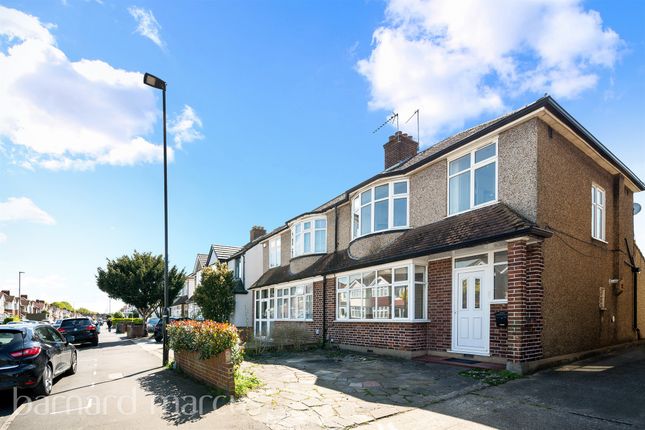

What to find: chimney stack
left=20, top=294, right=27, bottom=299
left=250, top=225, right=266, bottom=242
left=1, top=290, right=10, bottom=296
left=383, top=131, right=418, bottom=169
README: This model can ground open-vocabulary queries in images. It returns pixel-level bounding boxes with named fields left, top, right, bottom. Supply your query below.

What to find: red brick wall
left=428, top=258, right=452, bottom=351
left=175, top=350, right=235, bottom=395
left=490, top=303, right=508, bottom=358
left=508, top=240, right=545, bottom=362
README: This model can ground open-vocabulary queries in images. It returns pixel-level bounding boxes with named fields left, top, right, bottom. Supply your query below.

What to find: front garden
left=167, top=320, right=260, bottom=398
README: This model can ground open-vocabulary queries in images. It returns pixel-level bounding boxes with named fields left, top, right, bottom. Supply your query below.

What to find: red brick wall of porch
left=427, top=240, right=545, bottom=364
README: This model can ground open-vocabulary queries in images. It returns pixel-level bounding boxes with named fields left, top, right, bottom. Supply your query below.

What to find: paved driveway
left=234, top=350, right=485, bottom=429
left=235, top=345, right=645, bottom=430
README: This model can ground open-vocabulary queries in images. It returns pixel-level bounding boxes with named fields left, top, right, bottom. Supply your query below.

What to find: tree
left=96, top=251, right=185, bottom=321
left=112, top=311, right=124, bottom=319
left=193, top=263, right=235, bottom=322
left=51, top=301, right=74, bottom=312
left=76, top=307, right=96, bottom=316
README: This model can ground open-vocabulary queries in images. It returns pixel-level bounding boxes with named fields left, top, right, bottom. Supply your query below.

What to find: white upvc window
left=351, top=180, right=409, bottom=239
left=275, top=284, right=313, bottom=320
left=291, top=217, right=327, bottom=257
left=269, top=237, right=281, bottom=268
left=336, top=263, right=427, bottom=321
left=448, top=141, right=497, bottom=215
left=592, top=184, right=606, bottom=241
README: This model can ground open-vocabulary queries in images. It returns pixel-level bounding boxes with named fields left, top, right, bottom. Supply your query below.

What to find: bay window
left=448, top=142, right=497, bottom=215
left=352, top=180, right=409, bottom=239
left=336, top=263, right=427, bottom=321
left=269, top=237, right=281, bottom=268
left=291, top=217, right=327, bottom=257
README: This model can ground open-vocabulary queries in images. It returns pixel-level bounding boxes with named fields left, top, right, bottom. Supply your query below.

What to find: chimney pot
left=383, top=131, right=419, bottom=169
left=250, top=225, right=267, bottom=242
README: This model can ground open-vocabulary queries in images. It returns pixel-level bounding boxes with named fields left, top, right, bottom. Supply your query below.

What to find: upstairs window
left=592, top=184, right=605, bottom=241
left=269, top=237, right=281, bottom=268
left=291, top=217, right=327, bottom=257
left=448, top=142, right=497, bottom=215
left=352, top=180, right=409, bottom=239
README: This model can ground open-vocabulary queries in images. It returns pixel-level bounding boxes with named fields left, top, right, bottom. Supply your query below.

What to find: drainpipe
left=322, top=274, right=327, bottom=347
left=625, top=238, right=641, bottom=339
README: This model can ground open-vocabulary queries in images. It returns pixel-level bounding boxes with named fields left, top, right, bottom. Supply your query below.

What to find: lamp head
left=143, top=73, right=166, bottom=90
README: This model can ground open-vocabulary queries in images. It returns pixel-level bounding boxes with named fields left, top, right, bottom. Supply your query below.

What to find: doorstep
left=414, top=354, right=505, bottom=370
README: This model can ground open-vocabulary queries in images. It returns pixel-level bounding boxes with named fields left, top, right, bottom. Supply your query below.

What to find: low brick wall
left=174, top=350, right=235, bottom=395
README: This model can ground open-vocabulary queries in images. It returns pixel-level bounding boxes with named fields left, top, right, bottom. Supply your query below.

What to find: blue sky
left=0, top=0, right=644, bottom=313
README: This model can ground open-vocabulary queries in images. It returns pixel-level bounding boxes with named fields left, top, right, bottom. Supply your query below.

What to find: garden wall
left=174, top=349, right=235, bottom=395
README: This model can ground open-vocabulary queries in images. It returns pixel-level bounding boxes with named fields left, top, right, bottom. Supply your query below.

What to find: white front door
left=453, top=269, right=488, bottom=354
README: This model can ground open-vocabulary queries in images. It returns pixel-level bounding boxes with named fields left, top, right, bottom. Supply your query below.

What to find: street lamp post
left=18, top=271, right=24, bottom=319
left=143, top=72, right=170, bottom=366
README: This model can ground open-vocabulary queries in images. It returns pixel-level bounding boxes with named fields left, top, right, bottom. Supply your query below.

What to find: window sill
left=446, top=200, right=498, bottom=218
left=591, top=237, right=608, bottom=245
left=289, top=252, right=327, bottom=262
left=273, top=319, right=314, bottom=322
left=490, top=300, right=508, bottom=305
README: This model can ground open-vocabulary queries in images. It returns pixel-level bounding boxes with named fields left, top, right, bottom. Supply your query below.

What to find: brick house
left=248, top=96, right=644, bottom=373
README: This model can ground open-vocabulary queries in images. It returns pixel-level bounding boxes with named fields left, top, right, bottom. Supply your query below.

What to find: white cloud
left=0, top=232, right=7, bottom=243
left=169, top=105, right=203, bottom=149
left=357, top=0, right=623, bottom=142
left=0, top=197, right=55, bottom=225
left=0, top=6, right=170, bottom=170
left=128, top=6, right=164, bottom=48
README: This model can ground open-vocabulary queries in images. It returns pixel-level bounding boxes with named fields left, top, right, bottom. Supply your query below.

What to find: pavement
left=1, top=328, right=643, bottom=429
left=0, top=329, right=267, bottom=429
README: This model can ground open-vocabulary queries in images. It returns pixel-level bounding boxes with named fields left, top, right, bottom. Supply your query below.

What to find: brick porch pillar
left=507, top=239, right=544, bottom=373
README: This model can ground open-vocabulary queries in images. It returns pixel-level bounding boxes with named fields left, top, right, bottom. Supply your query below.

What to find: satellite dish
left=634, top=203, right=642, bottom=215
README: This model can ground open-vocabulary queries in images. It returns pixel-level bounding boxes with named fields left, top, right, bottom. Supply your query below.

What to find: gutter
left=322, top=274, right=327, bottom=347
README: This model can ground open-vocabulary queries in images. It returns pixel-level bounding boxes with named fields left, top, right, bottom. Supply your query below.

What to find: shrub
left=3, top=316, right=19, bottom=324
left=112, top=318, right=144, bottom=325
left=112, top=312, right=124, bottom=319
left=271, top=323, right=315, bottom=350
left=168, top=320, right=240, bottom=362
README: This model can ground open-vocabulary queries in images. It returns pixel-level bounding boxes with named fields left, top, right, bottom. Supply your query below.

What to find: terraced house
left=249, top=96, right=645, bottom=373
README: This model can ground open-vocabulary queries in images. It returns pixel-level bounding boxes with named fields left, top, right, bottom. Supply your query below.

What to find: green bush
left=168, top=320, right=240, bottom=362
left=3, top=316, right=20, bottom=324
left=112, top=311, right=124, bottom=319
left=112, top=318, right=144, bottom=325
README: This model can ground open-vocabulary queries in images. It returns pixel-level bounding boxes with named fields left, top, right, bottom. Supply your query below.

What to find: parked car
left=57, top=318, right=99, bottom=346
left=146, top=317, right=160, bottom=333
left=52, top=320, right=62, bottom=329
left=0, top=322, right=77, bottom=396
left=153, top=317, right=189, bottom=343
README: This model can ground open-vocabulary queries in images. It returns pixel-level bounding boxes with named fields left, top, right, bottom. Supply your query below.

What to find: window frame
left=591, top=183, right=606, bottom=242
left=351, top=179, right=410, bottom=240
left=335, top=261, right=427, bottom=322
left=269, top=237, right=281, bottom=268
left=290, top=216, right=327, bottom=258
left=447, top=140, right=498, bottom=216
left=254, top=282, right=315, bottom=325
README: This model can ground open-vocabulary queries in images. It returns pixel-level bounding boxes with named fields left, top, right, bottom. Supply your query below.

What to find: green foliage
left=459, top=369, right=521, bottom=386
left=3, top=316, right=20, bottom=324
left=96, top=251, right=186, bottom=321
left=167, top=320, right=240, bottom=361
left=234, top=369, right=262, bottom=397
left=192, top=263, right=235, bottom=323
left=51, top=301, right=74, bottom=312
left=76, top=307, right=96, bottom=316
left=112, top=318, right=144, bottom=325
left=112, top=311, right=124, bottom=319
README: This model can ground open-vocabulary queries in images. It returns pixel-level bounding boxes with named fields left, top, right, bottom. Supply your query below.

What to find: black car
left=57, top=318, right=99, bottom=346
left=0, top=323, right=77, bottom=396
left=153, top=317, right=189, bottom=342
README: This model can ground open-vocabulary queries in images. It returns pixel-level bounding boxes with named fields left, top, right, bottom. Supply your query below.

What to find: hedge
left=112, top=318, right=144, bottom=325
left=168, top=320, right=241, bottom=364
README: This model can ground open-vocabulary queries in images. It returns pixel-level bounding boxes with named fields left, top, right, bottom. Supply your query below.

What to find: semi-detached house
left=249, top=96, right=645, bottom=373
